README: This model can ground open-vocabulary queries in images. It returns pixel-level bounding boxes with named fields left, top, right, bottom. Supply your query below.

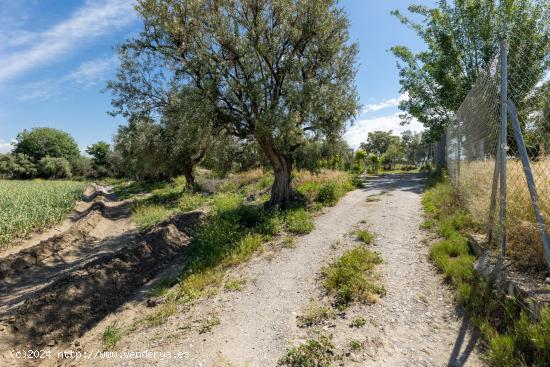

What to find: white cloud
left=361, top=93, right=409, bottom=114
left=0, top=140, right=14, bottom=154
left=67, top=56, right=118, bottom=87
left=16, top=55, right=118, bottom=101
left=0, top=0, right=136, bottom=83
left=344, top=113, right=424, bottom=149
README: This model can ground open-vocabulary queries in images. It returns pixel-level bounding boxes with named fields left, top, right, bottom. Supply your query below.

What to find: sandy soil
left=67, top=174, right=485, bottom=367
left=0, top=185, right=203, bottom=366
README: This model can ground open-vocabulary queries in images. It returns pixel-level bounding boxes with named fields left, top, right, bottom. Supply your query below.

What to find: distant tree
left=360, top=131, right=400, bottom=156
left=354, top=149, right=367, bottom=173
left=39, top=157, right=72, bottom=179
left=113, top=117, right=166, bottom=181
left=391, top=0, right=549, bottom=141
left=14, top=128, right=80, bottom=164
left=381, top=143, right=405, bottom=170
left=367, top=153, right=380, bottom=174
left=86, top=141, right=111, bottom=173
left=400, top=130, right=424, bottom=165
left=112, top=0, right=360, bottom=207
left=0, top=153, right=37, bottom=179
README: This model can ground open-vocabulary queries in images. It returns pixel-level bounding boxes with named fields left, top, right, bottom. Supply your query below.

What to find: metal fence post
left=497, top=40, right=508, bottom=271
left=507, top=100, right=550, bottom=268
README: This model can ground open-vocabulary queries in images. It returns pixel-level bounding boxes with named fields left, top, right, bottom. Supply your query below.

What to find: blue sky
left=0, top=0, right=434, bottom=153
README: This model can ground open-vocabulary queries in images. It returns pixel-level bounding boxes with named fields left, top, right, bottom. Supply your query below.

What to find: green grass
left=281, top=236, right=297, bottom=248
left=102, top=323, right=122, bottom=350
left=0, top=180, right=86, bottom=245
left=348, top=339, right=364, bottom=351
left=284, top=208, right=314, bottom=234
left=356, top=229, right=375, bottom=244
left=224, top=277, right=246, bottom=292
left=278, top=335, right=335, bottom=367
left=422, top=172, right=550, bottom=366
left=147, top=300, right=177, bottom=326
left=322, top=246, right=385, bottom=309
left=152, top=277, right=178, bottom=297
left=297, top=301, right=336, bottom=328
left=349, top=316, right=366, bottom=328
left=130, top=183, right=208, bottom=229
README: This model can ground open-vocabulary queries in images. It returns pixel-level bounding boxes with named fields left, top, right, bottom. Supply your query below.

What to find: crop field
left=0, top=180, right=86, bottom=246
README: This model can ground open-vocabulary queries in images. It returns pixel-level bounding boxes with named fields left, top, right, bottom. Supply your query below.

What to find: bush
left=0, top=153, right=38, bottom=179
left=39, top=157, right=72, bottom=179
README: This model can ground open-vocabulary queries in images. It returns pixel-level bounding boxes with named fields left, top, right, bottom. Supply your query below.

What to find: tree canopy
left=111, top=0, right=360, bottom=207
left=14, top=128, right=80, bottom=163
left=391, top=0, right=549, bottom=141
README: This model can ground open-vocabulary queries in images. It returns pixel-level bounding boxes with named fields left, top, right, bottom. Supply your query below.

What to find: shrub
left=39, top=157, right=72, bottom=179
left=0, top=153, right=38, bottom=179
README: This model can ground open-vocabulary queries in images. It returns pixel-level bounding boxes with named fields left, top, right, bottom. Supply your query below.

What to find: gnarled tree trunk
left=258, top=136, right=295, bottom=208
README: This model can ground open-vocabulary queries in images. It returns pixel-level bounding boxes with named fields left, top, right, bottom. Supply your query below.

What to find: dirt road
left=77, top=174, right=484, bottom=367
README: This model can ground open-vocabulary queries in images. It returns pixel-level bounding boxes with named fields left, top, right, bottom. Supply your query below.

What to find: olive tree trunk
left=258, top=136, right=295, bottom=208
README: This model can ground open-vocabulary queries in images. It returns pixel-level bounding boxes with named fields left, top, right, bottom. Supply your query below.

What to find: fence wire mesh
left=446, top=16, right=550, bottom=271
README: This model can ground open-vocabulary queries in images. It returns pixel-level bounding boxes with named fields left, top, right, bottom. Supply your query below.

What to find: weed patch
left=278, top=334, right=335, bottom=367
left=102, top=323, right=121, bottom=350
left=297, top=301, right=335, bottom=327
left=322, top=246, right=385, bottom=309
left=356, top=229, right=374, bottom=244
left=199, top=316, right=221, bottom=334
left=349, top=316, right=366, bottom=328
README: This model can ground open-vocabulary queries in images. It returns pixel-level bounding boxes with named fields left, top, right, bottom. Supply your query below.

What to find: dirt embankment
left=0, top=184, right=203, bottom=354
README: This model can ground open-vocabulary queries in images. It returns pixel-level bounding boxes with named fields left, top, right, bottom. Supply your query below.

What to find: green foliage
left=152, top=277, right=178, bottom=297
left=0, top=153, right=38, bottom=179
left=0, top=180, right=85, bottom=245
left=360, top=131, right=400, bottom=156
left=297, top=301, right=336, bottom=327
left=224, top=277, right=246, bottom=292
left=381, top=143, right=404, bottom=170
left=38, top=157, right=72, bottom=179
left=357, top=229, right=375, bottom=244
left=86, top=141, right=111, bottom=176
left=349, top=316, right=367, bottom=328
left=102, top=323, right=122, bottom=350
left=422, top=174, right=550, bottom=366
left=147, top=300, right=177, bottom=327
left=132, top=204, right=172, bottom=229
left=322, top=246, right=384, bottom=309
left=392, top=0, right=549, bottom=140
left=14, top=127, right=80, bottom=163
left=114, top=0, right=360, bottom=206
left=284, top=208, right=315, bottom=235
left=278, top=335, right=335, bottom=367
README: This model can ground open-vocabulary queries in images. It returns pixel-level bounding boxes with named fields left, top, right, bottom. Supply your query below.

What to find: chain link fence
left=446, top=24, right=550, bottom=272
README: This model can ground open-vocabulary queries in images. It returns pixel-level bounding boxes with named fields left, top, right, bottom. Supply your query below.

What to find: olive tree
left=120, top=0, right=359, bottom=207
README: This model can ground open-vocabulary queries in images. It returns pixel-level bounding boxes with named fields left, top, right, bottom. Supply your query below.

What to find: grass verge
left=422, top=172, right=550, bottom=366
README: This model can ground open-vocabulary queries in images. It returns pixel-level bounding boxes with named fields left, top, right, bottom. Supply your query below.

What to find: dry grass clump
left=293, top=169, right=350, bottom=188
left=455, top=156, right=550, bottom=270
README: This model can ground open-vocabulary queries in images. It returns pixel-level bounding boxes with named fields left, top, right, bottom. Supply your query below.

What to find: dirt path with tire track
left=72, top=174, right=485, bottom=367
